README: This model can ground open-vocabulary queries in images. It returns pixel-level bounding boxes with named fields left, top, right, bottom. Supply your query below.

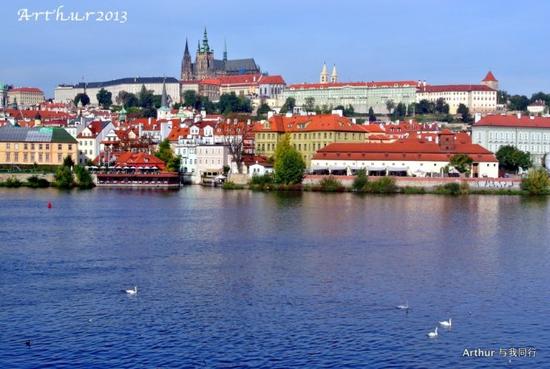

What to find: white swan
left=427, top=327, right=438, bottom=338
left=396, top=301, right=409, bottom=310
left=125, top=286, right=137, bottom=295
left=439, top=318, right=452, bottom=328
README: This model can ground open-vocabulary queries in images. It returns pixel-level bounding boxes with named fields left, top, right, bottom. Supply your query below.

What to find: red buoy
left=47, top=202, right=52, bottom=209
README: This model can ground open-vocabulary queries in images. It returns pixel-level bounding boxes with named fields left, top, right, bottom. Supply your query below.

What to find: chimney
left=516, top=112, right=522, bottom=119
left=267, top=111, right=274, bottom=119
left=474, top=113, right=482, bottom=123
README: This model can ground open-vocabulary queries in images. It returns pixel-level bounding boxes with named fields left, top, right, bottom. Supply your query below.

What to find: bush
left=250, top=173, right=274, bottom=186
left=4, top=176, right=22, bottom=188
left=74, top=165, right=95, bottom=189
left=318, top=176, right=345, bottom=192
left=26, top=176, right=50, bottom=188
left=352, top=169, right=368, bottom=191
left=364, top=177, right=398, bottom=194
left=222, top=181, right=245, bottom=190
left=436, top=182, right=461, bottom=195
left=521, top=168, right=550, bottom=195
left=54, top=165, right=74, bottom=189
left=401, top=186, right=426, bottom=194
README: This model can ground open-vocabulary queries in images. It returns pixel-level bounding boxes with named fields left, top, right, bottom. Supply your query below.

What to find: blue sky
left=1, top=0, right=548, bottom=98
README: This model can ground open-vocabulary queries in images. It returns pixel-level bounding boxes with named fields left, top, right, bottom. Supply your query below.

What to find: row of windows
left=4, top=152, right=63, bottom=163
left=3, top=142, right=73, bottom=150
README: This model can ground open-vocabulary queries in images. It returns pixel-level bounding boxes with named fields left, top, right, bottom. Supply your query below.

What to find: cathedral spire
left=184, top=38, right=190, bottom=56
left=161, top=78, right=168, bottom=108
left=202, top=27, right=210, bottom=52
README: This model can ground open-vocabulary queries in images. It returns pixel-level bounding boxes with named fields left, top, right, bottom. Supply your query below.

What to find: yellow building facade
left=0, top=126, right=78, bottom=166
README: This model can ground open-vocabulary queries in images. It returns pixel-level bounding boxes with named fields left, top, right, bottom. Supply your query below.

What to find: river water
left=1, top=188, right=549, bottom=368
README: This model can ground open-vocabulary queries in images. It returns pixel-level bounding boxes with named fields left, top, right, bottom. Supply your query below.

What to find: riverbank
left=223, top=174, right=547, bottom=196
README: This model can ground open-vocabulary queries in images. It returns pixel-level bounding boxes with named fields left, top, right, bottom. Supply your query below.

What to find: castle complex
left=180, top=29, right=260, bottom=81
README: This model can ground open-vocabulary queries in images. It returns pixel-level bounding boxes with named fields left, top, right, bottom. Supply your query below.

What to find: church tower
left=320, top=62, right=328, bottom=84
left=481, top=71, right=499, bottom=91
left=195, top=28, right=215, bottom=80
left=330, top=64, right=338, bottom=83
left=181, top=38, right=193, bottom=80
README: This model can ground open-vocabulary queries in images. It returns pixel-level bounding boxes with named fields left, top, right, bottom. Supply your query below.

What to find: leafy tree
left=74, top=93, right=90, bottom=107
left=385, top=99, right=395, bottom=116
left=450, top=154, right=473, bottom=174
left=416, top=99, right=435, bottom=114
left=435, top=98, right=450, bottom=114
left=498, top=90, right=510, bottom=105
left=368, top=107, right=376, bottom=122
left=138, top=85, right=155, bottom=109
left=116, top=91, right=139, bottom=108
left=304, top=97, right=315, bottom=112
left=521, top=168, right=550, bottom=195
left=74, top=165, right=94, bottom=189
left=155, top=139, right=181, bottom=172
left=152, top=95, right=163, bottom=109
left=335, top=104, right=355, bottom=117
left=183, top=90, right=198, bottom=108
left=508, top=95, right=529, bottom=111
left=54, top=165, right=74, bottom=189
left=256, top=102, right=271, bottom=118
left=96, top=88, right=112, bottom=109
left=274, top=134, right=306, bottom=184
left=63, top=155, right=75, bottom=168
left=279, top=97, right=296, bottom=114
left=217, top=92, right=252, bottom=114
left=496, top=145, right=532, bottom=173
left=392, top=103, right=407, bottom=120
left=457, top=103, right=472, bottom=123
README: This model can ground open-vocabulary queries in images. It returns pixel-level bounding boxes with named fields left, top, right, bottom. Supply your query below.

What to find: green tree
left=63, top=155, right=75, bottom=168
left=385, top=99, right=395, bottom=117
left=352, top=169, right=368, bottom=191
left=279, top=97, right=296, bottom=114
left=416, top=99, right=435, bottom=114
left=457, top=103, right=472, bottom=123
left=54, top=165, right=74, bottom=189
left=508, top=95, right=529, bottom=111
left=450, top=154, right=473, bottom=174
left=498, top=90, right=509, bottom=105
left=496, top=145, right=532, bottom=173
left=138, top=85, right=155, bottom=108
left=521, top=168, right=550, bottom=195
left=274, top=134, right=306, bottom=184
left=74, top=93, right=90, bottom=107
left=217, top=92, right=252, bottom=114
left=392, top=103, right=407, bottom=120
left=256, top=102, right=271, bottom=118
left=435, top=98, right=450, bottom=114
left=116, top=91, right=139, bottom=108
left=368, top=107, right=376, bottom=122
left=155, top=139, right=181, bottom=172
left=74, top=165, right=94, bottom=189
left=183, top=90, right=198, bottom=108
left=304, top=97, right=315, bottom=112
left=96, top=88, right=112, bottom=109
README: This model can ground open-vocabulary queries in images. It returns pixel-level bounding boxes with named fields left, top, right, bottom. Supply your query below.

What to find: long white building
left=55, top=77, right=180, bottom=106
left=472, top=114, right=550, bottom=166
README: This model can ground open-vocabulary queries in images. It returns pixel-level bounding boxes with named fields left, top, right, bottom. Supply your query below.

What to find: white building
left=55, top=77, right=180, bottom=106
left=312, top=131, right=499, bottom=178
left=416, top=72, right=498, bottom=115
left=196, top=144, right=231, bottom=183
left=472, top=114, right=550, bottom=166
left=76, top=120, right=114, bottom=164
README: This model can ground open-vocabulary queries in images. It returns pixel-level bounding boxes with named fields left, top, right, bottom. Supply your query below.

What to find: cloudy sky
left=1, top=0, right=548, bottom=97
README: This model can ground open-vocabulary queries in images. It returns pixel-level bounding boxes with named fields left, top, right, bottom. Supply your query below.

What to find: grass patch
left=222, top=181, right=246, bottom=190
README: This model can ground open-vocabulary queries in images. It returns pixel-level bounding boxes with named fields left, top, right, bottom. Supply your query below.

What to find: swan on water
left=124, top=286, right=137, bottom=295
left=396, top=301, right=409, bottom=310
left=439, top=318, right=452, bottom=328
left=427, top=327, right=438, bottom=338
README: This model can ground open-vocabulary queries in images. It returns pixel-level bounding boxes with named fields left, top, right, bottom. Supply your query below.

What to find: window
left=24, top=144, right=28, bottom=150
left=57, top=153, right=62, bottom=162
left=24, top=153, right=28, bottom=162
left=58, top=144, right=62, bottom=150
left=68, top=145, right=72, bottom=150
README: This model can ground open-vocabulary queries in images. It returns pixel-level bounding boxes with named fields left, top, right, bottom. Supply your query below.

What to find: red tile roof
left=8, top=87, right=44, bottom=94
left=167, top=126, right=190, bottom=141
left=313, top=137, right=497, bottom=163
left=115, top=152, right=166, bottom=170
left=474, top=115, right=550, bottom=129
left=258, top=75, right=286, bottom=85
left=255, top=114, right=367, bottom=133
left=482, top=71, right=497, bottom=82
